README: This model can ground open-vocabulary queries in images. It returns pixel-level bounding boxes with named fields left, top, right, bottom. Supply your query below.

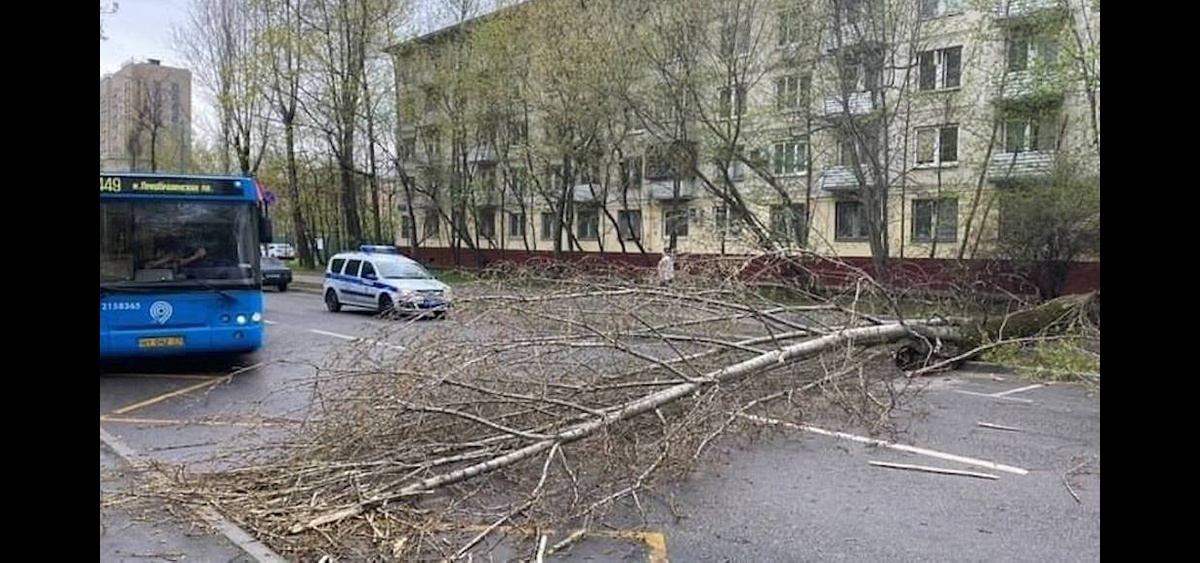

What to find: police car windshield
left=376, top=259, right=432, bottom=280
left=100, top=201, right=258, bottom=288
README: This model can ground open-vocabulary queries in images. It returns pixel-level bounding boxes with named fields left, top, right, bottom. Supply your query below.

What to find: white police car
left=322, top=246, right=451, bottom=318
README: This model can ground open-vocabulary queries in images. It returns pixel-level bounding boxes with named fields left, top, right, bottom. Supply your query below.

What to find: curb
left=100, top=429, right=287, bottom=563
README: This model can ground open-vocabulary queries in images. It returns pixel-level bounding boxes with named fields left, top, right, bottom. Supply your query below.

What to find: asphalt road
left=100, top=288, right=1100, bottom=562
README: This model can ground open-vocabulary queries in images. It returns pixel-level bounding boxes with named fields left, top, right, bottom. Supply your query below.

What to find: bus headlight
left=251, top=312, right=262, bottom=323
left=236, top=314, right=248, bottom=325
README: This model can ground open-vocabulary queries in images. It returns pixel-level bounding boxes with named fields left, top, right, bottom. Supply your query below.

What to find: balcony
left=572, top=183, right=606, bottom=203
left=823, top=91, right=876, bottom=117
left=645, top=179, right=696, bottom=201
left=987, top=150, right=1054, bottom=181
left=820, top=165, right=874, bottom=192
left=995, top=0, right=1064, bottom=21
left=997, top=70, right=1066, bottom=102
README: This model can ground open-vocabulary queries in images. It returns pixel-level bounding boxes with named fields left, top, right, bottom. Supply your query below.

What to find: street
left=100, top=287, right=1100, bottom=562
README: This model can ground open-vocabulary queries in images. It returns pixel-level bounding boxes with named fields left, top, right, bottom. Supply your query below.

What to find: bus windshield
left=100, top=201, right=259, bottom=289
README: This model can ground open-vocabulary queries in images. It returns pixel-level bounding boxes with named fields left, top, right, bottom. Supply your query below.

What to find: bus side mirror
left=259, top=212, right=274, bottom=243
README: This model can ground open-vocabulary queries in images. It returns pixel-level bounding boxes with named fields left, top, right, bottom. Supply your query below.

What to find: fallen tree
left=163, top=262, right=1098, bottom=560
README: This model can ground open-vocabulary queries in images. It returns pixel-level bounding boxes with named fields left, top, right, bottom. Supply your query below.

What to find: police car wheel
left=378, top=294, right=395, bottom=317
left=277, top=282, right=288, bottom=292
left=324, top=289, right=342, bottom=312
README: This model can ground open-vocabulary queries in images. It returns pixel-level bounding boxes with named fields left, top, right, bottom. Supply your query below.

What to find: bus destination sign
left=99, top=174, right=246, bottom=196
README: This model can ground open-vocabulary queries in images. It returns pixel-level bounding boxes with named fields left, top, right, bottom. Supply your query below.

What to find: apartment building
left=100, top=59, right=192, bottom=173
left=386, top=0, right=1099, bottom=268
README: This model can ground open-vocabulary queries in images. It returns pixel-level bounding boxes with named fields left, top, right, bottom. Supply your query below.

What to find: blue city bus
left=100, top=173, right=273, bottom=358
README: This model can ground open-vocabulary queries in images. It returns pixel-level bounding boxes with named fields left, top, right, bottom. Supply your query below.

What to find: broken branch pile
left=172, top=265, right=1097, bottom=559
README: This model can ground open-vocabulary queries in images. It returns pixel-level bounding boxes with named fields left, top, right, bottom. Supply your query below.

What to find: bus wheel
left=325, top=289, right=342, bottom=312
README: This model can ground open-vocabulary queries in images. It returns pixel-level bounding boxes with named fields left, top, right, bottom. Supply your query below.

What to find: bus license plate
left=138, top=336, right=185, bottom=349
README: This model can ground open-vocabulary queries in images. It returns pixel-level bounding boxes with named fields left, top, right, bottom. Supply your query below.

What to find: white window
left=618, top=209, right=642, bottom=240
left=769, top=204, right=806, bottom=245
left=508, top=212, right=525, bottom=237
left=721, top=145, right=745, bottom=181
left=772, top=140, right=807, bottom=176
left=722, top=19, right=751, bottom=57
left=663, top=208, right=690, bottom=238
left=778, top=9, right=802, bottom=46
left=423, top=208, right=440, bottom=238
left=477, top=208, right=496, bottom=239
left=835, top=201, right=869, bottom=241
left=912, top=198, right=958, bottom=242
left=1005, top=110, right=1058, bottom=153
left=915, top=125, right=959, bottom=166
left=577, top=208, right=600, bottom=240
left=775, top=75, right=810, bottom=111
left=919, top=0, right=963, bottom=19
left=918, top=46, right=962, bottom=91
left=714, top=205, right=743, bottom=235
left=1007, top=30, right=1058, bottom=72
left=720, top=85, right=747, bottom=119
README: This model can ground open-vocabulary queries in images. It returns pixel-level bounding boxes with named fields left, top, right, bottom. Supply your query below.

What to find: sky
left=99, top=0, right=495, bottom=144
left=100, top=0, right=192, bottom=77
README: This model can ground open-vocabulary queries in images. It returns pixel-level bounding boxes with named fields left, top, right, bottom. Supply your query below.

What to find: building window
left=399, top=214, right=412, bottom=240
left=839, top=48, right=883, bottom=92
left=915, top=125, right=959, bottom=166
left=1005, top=109, right=1058, bottom=152
left=839, top=126, right=879, bottom=167
left=835, top=201, right=869, bottom=241
left=773, top=140, right=807, bottom=176
left=919, top=0, right=963, bottom=19
left=770, top=204, right=807, bottom=245
left=1007, top=29, right=1058, bottom=72
left=775, top=75, right=810, bottom=111
left=722, top=19, right=751, bottom=57
left=618, top=209, right=642, bottom=240
left=714, top=205, right=743, bottom=236
left=623, top=156, right=643, bottom=189
left=508, top=212, right=525, bottom=237
left=912, top=198, right=958, bottom=242
left=540, top=212, right=555, bottom=241
left=778, top=9, right=802, bottom=46
left=720, top=85, right=747, bottom=119
left=646, top=142, right=697, bottom=181
left=720, top=145, right=745, bottom=181
left=663, top=208, right=689, bottom=238
left=577, top=208, right=600, bottom=240
left=508, top=118, right=528, bottom=144
left=918, top=46, right=962, bottom=90
left=423, top=208, right=440, bottom=238
left=547, top=164, right=565, bottom=191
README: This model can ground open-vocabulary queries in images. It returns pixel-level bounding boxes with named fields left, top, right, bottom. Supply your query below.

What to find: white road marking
left=737, top=413, right=1029, bottom=475
left=953, top=390, right=1035, bottom=404
left=309, top=329, right=356, bottom=340
left=992, top=383, right=1045, bottom=397
left=263, top=320, right=277, bottom=325
left=308, top=328, right=405, bottom=351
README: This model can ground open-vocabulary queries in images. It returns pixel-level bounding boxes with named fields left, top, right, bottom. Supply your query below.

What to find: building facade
left=100, top=59, right=192, bottom=173
left=387, top=0, right=1099, bottom=273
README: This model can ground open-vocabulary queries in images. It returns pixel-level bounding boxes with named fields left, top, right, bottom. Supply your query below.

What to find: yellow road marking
left=447, top=524, right=667, bottom=562
left=107, top=377, right=229, bottom=416
left=104, top=361, right=267, bottom=417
